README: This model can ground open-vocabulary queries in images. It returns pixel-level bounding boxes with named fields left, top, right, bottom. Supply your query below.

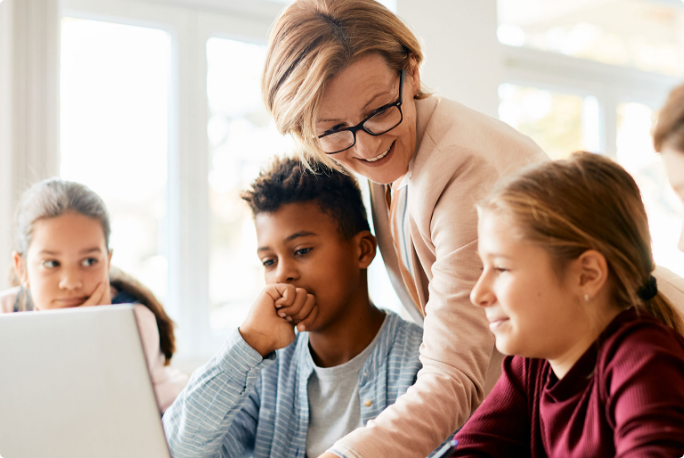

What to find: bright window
left=499, top=87, right=684, bottom=278
left=498, top=0, right=684, bottom=76
left=206, top=38, right=294, bottom=330
left=60, top=18, right=171, bottom=301
left=498, top=84, right=599, bottom=159
left=616, top=102, right=684, bottom=277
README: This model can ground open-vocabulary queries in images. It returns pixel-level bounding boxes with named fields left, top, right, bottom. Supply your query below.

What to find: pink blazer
left=0, top=286, right=187, bottom=413
left=334, top=96, right=548, bottom=458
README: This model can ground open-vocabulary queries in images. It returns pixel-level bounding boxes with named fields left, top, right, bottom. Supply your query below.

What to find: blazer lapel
left=369, top=180, right=425, bottom=325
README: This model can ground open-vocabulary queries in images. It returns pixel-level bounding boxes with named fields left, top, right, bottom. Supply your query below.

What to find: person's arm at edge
left=162, top=328, right=274, bottom=458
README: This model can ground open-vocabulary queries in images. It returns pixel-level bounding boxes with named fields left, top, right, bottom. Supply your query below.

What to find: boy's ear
left=356, top=231, right=377, bottom=269
left=13, top=251, right=28, bottom=287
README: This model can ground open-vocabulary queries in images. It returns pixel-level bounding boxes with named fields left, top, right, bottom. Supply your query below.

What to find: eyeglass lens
left=319, top=105, right=402, bottom=154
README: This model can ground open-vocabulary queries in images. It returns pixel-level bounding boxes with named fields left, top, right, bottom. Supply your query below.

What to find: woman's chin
left=361, top=162, right=407, bottom=185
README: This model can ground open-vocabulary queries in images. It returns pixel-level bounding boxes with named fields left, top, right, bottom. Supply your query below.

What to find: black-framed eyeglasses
left=318, top=69, right=404, bottom=155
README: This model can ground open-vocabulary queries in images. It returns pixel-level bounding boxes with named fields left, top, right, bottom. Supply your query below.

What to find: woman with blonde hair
left=0, top=178, right=188, bottom=413
left=454, top=151, right=684, bottom=456
left=259, top=0, right=548, bottom=457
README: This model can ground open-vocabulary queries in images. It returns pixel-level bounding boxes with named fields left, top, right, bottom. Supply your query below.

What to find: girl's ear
left=576, top=249, right=609, bottom=300
left=13, top=251, right=29, bottom=287
left=356, top=231, right=377, bottom=269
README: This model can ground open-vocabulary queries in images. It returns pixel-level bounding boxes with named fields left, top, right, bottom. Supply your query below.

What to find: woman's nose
left=470, top=273, right=495, bottom=308
left=353, top=130, right=384, bottom=159
left=59, top=267, right=83, bottom=291
left=275, top=259, right=299, bottom=284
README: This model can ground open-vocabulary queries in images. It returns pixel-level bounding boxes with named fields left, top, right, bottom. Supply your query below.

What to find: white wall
left=396, top=0, right=501, bottom=118
left=0, top=0, right=14, bottom=289
left=0, top=0, right=61, bottom=289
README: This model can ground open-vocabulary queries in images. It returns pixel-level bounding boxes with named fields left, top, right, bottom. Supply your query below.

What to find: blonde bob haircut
left=262, top=0, right=430, bottom=170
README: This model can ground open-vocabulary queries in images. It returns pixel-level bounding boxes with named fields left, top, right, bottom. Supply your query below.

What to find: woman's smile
left=356, top=141, right=395, bottom=167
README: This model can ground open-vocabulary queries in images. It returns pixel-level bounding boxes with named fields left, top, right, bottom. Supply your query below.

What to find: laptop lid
left=0, top=305, right=171, bottom=458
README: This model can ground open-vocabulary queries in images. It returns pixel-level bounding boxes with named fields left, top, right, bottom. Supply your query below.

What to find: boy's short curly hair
left=241, top=156, right=371, bottom=239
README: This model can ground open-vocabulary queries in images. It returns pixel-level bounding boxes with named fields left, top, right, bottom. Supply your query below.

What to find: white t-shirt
left=305, top=315, right=387, bottom=458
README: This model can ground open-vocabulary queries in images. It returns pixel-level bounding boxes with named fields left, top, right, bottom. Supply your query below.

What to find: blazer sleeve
left=331, top=152, right=500, bottom=458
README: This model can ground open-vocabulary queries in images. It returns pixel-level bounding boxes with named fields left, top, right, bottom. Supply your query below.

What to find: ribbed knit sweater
left=455, top=308, right=684, bottom=458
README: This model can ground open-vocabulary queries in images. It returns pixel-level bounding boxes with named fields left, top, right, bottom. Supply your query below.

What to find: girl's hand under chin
left=81, top=281, right=112, bottom=307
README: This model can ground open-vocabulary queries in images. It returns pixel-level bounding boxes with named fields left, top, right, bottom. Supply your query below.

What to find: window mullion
left=169, top=9, right=213, bottom=359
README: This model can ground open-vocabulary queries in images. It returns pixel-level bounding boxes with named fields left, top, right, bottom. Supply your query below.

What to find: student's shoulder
left=599, top=309, right=684, bottom=369
left=383, top=310, right=423, bottom=353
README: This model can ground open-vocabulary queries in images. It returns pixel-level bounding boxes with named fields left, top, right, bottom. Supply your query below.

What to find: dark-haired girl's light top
left=454, top=308, right=684, bottom=457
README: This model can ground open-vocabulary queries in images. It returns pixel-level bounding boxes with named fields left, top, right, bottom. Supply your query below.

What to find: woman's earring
left=417, top=90, right=423, bottom=97
left=584, top=294, right=589, bottom=302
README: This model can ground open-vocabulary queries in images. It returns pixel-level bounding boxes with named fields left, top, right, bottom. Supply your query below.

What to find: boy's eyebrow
left=285, top=231, right=317, bottom=242
left=257, top=231, right=318, bottom=252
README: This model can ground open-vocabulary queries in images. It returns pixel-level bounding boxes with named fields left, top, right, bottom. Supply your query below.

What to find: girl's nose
left=59, top=267, right=83, bottom=291
left=470, top=272, right=495, bottom=308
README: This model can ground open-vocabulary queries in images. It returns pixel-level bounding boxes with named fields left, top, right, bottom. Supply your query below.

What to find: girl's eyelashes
left=81, top=257, right=99, bottom=267
left=495, top=266, right=509, bottom=273
left=262, top=258, right=275, bottom=267
left=41, top=257, right=101, bottom=268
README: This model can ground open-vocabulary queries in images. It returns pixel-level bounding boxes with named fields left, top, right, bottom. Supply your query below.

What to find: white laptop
left=0, top=305, right=171, bottom=458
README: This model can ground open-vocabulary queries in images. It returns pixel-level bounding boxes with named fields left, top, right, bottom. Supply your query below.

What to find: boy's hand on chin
left=240, top=284, right=318, bottom=357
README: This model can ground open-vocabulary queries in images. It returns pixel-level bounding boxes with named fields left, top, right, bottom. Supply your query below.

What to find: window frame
left=501, top=44, right=683, bottom=158
left=60, top=0, right=282, bottom=366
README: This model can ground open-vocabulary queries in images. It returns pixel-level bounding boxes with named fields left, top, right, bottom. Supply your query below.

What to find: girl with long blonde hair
left=455, top=152, right=684, bottom=456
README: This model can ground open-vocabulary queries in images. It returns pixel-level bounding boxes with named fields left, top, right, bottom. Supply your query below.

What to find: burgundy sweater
left=454, top=309, right=684, bottom=457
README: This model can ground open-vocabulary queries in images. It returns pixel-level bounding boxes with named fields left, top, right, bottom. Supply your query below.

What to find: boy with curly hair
left=163, top=157, right=425, bottom=458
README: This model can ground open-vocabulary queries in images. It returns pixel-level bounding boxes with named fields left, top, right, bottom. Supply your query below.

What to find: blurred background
left=0, top=0, right=683, bottom=369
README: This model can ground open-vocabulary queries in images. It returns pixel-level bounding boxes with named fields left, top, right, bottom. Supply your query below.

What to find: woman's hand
left=317, top=452, right=339, bottom=458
